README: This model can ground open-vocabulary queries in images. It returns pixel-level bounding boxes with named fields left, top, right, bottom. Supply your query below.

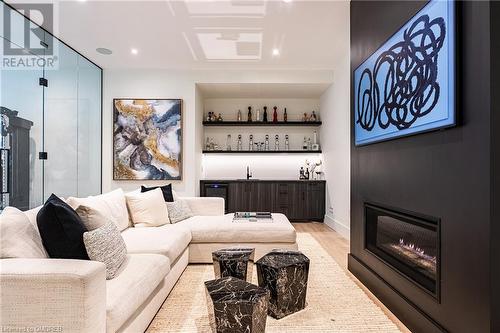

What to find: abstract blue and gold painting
left=354, top=0, right=455, bottom=146
left=113, top=99, right=182, bottom=180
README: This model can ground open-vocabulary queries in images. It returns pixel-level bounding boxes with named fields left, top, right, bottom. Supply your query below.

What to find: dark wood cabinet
left=200, top=180, right=326, bottom=222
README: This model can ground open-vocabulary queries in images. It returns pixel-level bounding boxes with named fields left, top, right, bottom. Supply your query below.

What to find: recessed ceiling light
left=272, top=48, right=280, bottom=56
left=131, top=48, right=139, bottom=55
left=96, top=47, right=112, bottom=55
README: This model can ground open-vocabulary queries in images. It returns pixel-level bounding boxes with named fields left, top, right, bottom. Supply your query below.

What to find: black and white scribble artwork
left=354, top=0, right=455, bottom=145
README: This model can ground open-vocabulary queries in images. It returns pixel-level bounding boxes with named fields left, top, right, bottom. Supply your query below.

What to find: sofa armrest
left=0, top=258, right=106, bottom=333
left=181, top=197, right=225, bottom=216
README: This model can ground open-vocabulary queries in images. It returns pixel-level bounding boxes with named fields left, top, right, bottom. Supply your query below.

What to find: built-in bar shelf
left=203, top=121, right=322, bottom=127
left=202, top=150, right=322, bottom=154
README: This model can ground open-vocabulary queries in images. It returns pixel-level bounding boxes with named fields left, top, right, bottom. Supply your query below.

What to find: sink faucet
left=246, top=166, right=253, bottom=180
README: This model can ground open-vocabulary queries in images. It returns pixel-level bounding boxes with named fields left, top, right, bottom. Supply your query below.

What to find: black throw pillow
left=37, top=194, right=89, bottom=260
left=141, top=184, right=174, bottom=202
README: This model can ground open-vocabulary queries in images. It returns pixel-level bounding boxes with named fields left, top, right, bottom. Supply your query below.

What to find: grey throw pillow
left=75, top=205, right=107, bottom=230
left=166, top=200, right=193, bottom=223
left=83, top=220, right=127, bottom=279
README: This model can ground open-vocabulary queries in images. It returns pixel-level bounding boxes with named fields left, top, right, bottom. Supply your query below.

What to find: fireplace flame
left=398, top=238, right=436, bottom=264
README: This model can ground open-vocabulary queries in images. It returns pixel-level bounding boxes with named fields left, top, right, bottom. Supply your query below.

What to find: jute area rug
left=147, top=233, right=402, bottom=333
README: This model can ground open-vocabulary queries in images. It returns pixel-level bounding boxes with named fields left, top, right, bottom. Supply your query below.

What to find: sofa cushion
left=121, top=223, right=191, bottom=265
left=125, top=188, right=170, bottom=227
left=66, top=189, right=130, bottom=232
left=37, top=194, right=89, bottom=260
left=182, top=213, right=296, bottom=244
left=0, top=207, right=48, bottom=258
left=23, top=206, right=42, bottom=228
left=106, top=253, right=170, bottom=332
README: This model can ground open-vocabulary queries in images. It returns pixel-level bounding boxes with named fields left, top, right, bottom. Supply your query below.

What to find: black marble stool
left=205, top=276, right=270, bottom=333
left=212, top=247, right=255, bottom=282
left=256, top=249, right=310, bottom=319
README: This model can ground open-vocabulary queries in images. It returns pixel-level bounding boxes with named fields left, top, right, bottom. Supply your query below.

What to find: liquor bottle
left=302, top=137, right=308, bottom=150
left=265, top=135, right=270, bottom=151
left=274, top=134, right=280, bottom=151
left=284, top=108, right=288, bottom=122
left=312, top=130, right=320, bottom=150
left=249, top=134, right=254, bottom=150
left=237, top=135, right=242, bottom=151
left=263, top=106, right=268, bottom=122
left=247, top=106, right=252, bottom=122
left=256, top=109, right=261, bottom=122
left=205, top=137, right=210, bottom=150
left=311, top=110, right=317, bottom=121
left=305, top=168, right=310, bottom=180
left=237, top=109, right=242, bottom=122
left=299, top=167, right=305, bottom=180
left=226, top=134, right=232, bottom=151
left=273, top=106, right=278, bottom=123
left=285, top=135, right=289, bottom=150
left=217, top=113, right=223, bottom=122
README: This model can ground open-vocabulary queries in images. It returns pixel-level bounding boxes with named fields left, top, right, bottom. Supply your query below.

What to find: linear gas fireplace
left=364, top=203, right=440, bottom=298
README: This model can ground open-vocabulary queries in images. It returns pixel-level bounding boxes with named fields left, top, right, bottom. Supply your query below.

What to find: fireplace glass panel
left=365, top=204, right=439, bottom=295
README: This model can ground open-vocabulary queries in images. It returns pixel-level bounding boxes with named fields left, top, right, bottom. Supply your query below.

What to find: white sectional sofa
left=0, top=194, right=298, bottom=333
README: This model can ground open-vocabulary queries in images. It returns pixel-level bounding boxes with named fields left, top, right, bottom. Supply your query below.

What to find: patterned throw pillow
left=166, top=200, right=193, bottom=224
left=83, top=220, right=127, bottom=279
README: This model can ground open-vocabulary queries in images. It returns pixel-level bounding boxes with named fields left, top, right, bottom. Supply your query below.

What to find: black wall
left=349, top=1, right=494, bottom=332
left=490, top=2, right=500, bottom=332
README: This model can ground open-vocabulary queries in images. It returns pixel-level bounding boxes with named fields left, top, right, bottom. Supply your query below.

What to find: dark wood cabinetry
left=200, top=180, right=326, bottom=222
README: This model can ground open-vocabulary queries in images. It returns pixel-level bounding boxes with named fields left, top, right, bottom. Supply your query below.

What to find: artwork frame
left=113, top=98, right=183, bottom=180
left=354, top=0, right=456, bottom=146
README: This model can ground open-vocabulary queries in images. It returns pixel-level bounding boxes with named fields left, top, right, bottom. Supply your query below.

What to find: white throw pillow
left=0, top=207, right=48, bottom=258
left=172, top=189, right=179, bottom=201
left=67, top=189, right=130, bottom=231
left=125, top=188, right=170, bottom=227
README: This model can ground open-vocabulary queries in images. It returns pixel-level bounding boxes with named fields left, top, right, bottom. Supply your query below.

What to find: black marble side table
left=256, top=250, right=310, bottom=319
left=205, top=276, right=270, bottom=333
left=212, top=247, right=255, bottom=282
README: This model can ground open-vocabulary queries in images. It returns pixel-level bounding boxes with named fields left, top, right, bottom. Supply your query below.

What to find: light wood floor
left=293, top=222, right=411, bottom=333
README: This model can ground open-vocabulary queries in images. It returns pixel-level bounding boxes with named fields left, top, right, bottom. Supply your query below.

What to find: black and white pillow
left=141, top=184, right=174, bottom=202
left=83, top=220, right=127, bottom=279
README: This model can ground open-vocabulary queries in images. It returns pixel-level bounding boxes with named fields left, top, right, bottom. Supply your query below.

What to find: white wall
left=319, top=30, right=351, bottom=239
left=103, top=69, right=333, bottom=196
left=203, top=153, right=322, bottom=180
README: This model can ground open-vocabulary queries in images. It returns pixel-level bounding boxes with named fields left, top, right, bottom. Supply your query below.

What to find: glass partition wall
left=0, top=2, right=102, bottom=210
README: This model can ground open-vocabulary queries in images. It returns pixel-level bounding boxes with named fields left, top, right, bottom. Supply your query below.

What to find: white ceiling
left=7, top=0, right=349, bottom=70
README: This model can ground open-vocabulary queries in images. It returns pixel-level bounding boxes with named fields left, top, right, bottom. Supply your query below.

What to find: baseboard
left=324, top=214, right=350, bottom=240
